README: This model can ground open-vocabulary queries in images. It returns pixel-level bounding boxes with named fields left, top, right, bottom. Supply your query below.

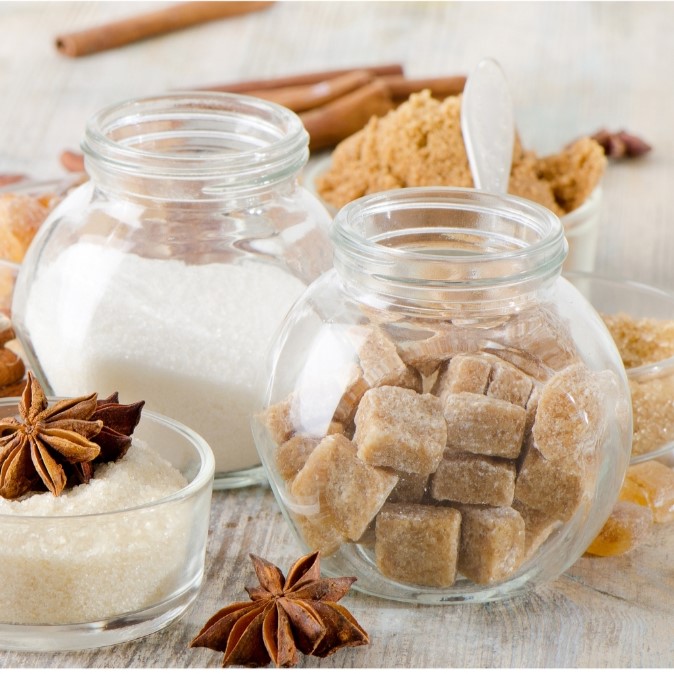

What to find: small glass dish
left=303, top=155, right=602, bottom=273
left=0, top=401, right=214, bottom=652
left=565, top=271, right=674, bottom=467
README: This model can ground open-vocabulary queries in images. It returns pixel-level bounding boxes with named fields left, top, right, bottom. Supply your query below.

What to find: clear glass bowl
left=253, top=187, right=631, bottom=604
left=0, top=400, right=214, bottom=651
left=565, top=270, right=674, bottom=468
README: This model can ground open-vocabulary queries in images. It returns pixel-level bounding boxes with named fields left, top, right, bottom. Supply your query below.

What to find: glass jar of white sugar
left=12, top=92, right=332, bottom=489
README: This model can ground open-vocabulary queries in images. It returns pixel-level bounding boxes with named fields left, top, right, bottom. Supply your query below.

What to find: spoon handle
left=461, top=58, right=515, bottom=193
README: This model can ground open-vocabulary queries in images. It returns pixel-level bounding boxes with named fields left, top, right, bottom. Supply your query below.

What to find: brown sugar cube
left=487, top=359, right=533, bottom=408
left=388, top=471, right=429, bottom=504
left=294, top=513, right=347, bottom=557
left=512, top=499, right=561, bottom=560
left=431, top=353, right=492, bottom=401
left=444, top=392, right=527, bottom=459
left=259, top=394, right=296, bottom=444
left=354, top=386, right=447, bottom=474
left=291, top=434, right=398, bottom=542
left=514, top=446, right=588, bottom=522
left=532, top=363, right=605, bottom=462
left=394, top=323, right=474, bottom=376
left=332, top=364, right=370, bottom=426
left=457, top=505, right=525, bottom=584
left=353, top=326, right=410, bottom=387
left=276, top=435, right=320, bottom=482
left=500, top=305, right=580, bottom=373
left=375, top=503, right=462, bottom=587
left=430, top=453, right=516, bottom=507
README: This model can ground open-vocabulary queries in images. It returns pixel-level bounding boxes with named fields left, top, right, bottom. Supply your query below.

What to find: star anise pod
left=590, top=128, right=652, bottom=159
left=190, top=551, right=369, bottom=668
left=0, top=371, right=103, bottom=499
left=69, top=392, right=145, bottom=485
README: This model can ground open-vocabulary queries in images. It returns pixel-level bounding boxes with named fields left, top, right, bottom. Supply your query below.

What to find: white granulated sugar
left=0, top=442, right=193, bottom=625
left=24, top=243, right=307, bottom=474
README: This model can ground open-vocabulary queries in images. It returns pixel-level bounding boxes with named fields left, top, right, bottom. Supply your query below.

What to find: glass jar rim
left=333, top=187, right=565, bottom=265
left=81, top=91, right=309, bottom=183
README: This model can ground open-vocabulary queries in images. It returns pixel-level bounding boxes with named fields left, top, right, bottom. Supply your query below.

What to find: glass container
left=11, top=92, right=332, bottom=489
left=0, top=400, right=214, bottom=651
left=252, top=187, right=632, bottom=604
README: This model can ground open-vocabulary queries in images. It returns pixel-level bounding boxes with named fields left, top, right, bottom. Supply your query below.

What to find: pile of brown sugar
left=315, top=90, right=606, bottom=215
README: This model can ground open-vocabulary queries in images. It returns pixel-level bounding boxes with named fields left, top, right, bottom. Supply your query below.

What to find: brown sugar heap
left=316, top=90, right=606, bottom=215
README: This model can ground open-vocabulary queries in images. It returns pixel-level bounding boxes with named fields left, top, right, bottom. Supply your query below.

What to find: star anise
left=0, top=371, right=103, bottom=499
left=190, top=551, right=369, bottom=668
left=70, top=392, right=145, bottom=485
left=590, top=128, right=652, bottom=159
left=0, top=373, right=145, bottom=499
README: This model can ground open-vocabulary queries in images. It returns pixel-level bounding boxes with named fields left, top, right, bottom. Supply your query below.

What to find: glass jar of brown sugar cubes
left=252, top=187, right=632, bottom=603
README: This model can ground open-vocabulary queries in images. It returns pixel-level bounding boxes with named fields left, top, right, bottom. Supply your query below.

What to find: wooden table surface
left=1, top=1, right=674, bottom=668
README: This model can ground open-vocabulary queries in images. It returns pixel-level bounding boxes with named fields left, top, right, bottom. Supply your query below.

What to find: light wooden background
left=1, top=1, right=674, bottom=667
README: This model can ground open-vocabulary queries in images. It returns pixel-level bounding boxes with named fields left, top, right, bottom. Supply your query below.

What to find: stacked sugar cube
left=262, top=314, right=610, bottom=588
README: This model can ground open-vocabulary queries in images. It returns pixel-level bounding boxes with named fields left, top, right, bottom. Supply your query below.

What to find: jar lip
left=81, top=91, right=309, bottom=180
left=332, top=186, right=565, bottom=268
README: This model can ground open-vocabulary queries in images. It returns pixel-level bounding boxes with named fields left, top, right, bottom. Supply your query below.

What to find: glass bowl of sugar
left=0, top=401, right=214, bottom=651
left=565, top=270, right=674, bottom=466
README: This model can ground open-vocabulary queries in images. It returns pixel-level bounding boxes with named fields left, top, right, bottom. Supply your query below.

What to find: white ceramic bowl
left=303, top=155, right=602, bottom=273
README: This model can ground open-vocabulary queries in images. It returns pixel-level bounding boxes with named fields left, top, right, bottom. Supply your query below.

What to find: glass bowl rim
left=0, top=398, right=215, bottom=521
left=564, top=269, right=674, bottom=378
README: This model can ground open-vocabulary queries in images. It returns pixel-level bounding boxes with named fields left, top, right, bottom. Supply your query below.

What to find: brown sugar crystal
left=444, top=392, right=527, bottom=459
left=601, top=312, right=674, bottom=369
left=623, top=461, right=674, bottom=523
left=486, top=358, right=533, bottom=408
left=430, top=453, right=516, bottom=507
left=276, top=435, right=321, bottom=481
left=514, top=447, right=588, bottom=522
left=601, top=311, right=674, bottom=457
left=354, top=386, right=447, bottom=474
left=585, top=500, right=652, bottom=557
left=431, top=353, right=491, bottom=401
left=315, top=89, right=605, bottom=216
left=457, top=505, right=525, bottom=585
left=532, top=363, right=604, bottom=462
left=375, top=503, right=462, bottom=587
left=290, top=434, right=399, bottom=542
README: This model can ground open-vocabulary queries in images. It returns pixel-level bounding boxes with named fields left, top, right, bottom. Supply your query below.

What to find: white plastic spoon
left=461, top=57, right=515, bottom=193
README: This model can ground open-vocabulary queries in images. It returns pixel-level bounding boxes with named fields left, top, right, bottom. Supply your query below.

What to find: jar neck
left=81, top=92, right=309, bottom=204
left=331, top=188, right=568, bottom=316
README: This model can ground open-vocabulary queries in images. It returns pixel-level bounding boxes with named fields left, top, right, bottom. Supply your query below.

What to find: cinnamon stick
left=383, top=74, right=467, bottom=101
left=246, top=70, right=375, bottom=113
left=0, top=174, right=26, bottom=188
left=60, top=150, right=85, bottom=174
left=301, top=79, right=394, bottom=152
left=199, top=63, right=404, bottom=93
left=55, top=1, right=275, bottom=57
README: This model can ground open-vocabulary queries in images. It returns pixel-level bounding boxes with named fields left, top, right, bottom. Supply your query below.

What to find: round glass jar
left=11, top=93, right=332, bottom=489
left=252, top=187, right=632, bottom=604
